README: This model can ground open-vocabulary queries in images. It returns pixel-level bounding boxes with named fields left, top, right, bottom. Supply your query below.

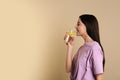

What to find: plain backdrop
left=0, top=0, right=120, bottom=80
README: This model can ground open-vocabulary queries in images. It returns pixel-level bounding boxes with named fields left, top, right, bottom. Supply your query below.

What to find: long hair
left=79, top=14, right=105, bottom=71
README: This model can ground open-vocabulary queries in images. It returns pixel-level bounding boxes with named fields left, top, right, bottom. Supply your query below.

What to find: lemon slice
left=68, top=31, right=76, bottom=36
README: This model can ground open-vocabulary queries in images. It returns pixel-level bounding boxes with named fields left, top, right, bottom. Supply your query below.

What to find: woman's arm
left=66, top=43, right=73, bottom=73
left=64, top=34, right=74, bottom=73
left=96, top=74, right=103, bottom=80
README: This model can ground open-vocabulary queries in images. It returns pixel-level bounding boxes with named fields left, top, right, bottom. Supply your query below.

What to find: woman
left=64, top=14, right=105, bottom=80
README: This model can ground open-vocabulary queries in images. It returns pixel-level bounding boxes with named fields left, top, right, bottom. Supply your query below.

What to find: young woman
left=64, top=14, right=105, bottom=80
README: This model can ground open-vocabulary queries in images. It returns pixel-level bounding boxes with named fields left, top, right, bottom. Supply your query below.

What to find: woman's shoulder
left=84, top=41, right=101, bottom=50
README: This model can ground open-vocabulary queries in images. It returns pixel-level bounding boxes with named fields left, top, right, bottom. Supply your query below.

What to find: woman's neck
left=82, top=34, right=94, bottom=42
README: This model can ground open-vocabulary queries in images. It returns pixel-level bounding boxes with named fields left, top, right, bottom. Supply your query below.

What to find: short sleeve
left=92, top=46, right=103, bottom=75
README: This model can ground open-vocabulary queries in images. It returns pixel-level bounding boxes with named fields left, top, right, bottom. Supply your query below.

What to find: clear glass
left=67, top=29, right=76, bottom=37
left=64, top=28, right=76, bottom=43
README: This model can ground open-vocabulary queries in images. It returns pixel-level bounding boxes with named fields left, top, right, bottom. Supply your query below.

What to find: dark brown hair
left=79, top=14, right=105, bottom=71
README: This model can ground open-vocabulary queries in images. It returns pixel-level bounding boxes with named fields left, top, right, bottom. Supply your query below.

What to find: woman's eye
left=77, top=23, right=80, bottom=26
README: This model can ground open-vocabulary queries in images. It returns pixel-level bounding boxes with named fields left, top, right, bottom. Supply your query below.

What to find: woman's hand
left=64, top=33, right=74, bottom=47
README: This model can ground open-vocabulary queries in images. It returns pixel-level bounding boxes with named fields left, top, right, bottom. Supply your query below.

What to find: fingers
left=64, top=33, right=74, bottom=46
left=69, top=36, right=74, bottom=41
left=69, top=38, right=74, bottom=45
left=64, top=34, right=68, bottom=40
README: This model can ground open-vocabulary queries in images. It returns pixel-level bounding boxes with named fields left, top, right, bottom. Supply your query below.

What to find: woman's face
left=75, top=18, right=87, bottom=36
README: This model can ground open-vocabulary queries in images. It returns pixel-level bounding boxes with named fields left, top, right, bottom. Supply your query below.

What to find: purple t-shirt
left=70, top=41, right=103, bottom=80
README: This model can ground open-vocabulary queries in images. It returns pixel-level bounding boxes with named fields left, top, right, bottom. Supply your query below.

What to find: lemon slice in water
left=68, top=30, right=76, bottom=36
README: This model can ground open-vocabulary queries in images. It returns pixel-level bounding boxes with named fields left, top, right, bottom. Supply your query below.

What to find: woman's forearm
left=66, top=45, right=73, bottom=73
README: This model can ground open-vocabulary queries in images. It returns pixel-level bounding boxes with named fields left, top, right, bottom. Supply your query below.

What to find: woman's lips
left=76, top=29, right=79, bottom=32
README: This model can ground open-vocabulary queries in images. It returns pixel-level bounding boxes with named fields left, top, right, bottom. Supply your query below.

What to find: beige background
left=0, top=0, right=120, bottom=80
